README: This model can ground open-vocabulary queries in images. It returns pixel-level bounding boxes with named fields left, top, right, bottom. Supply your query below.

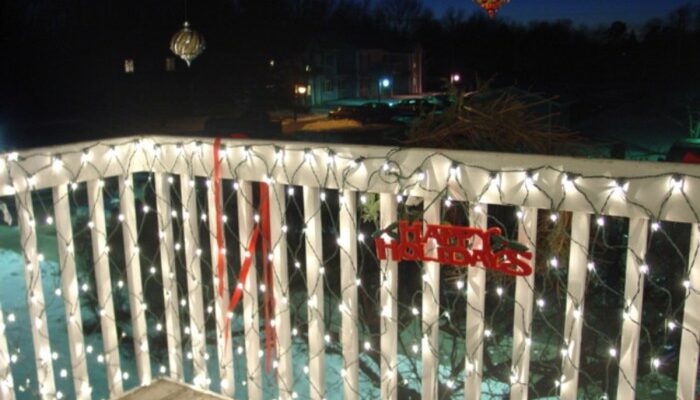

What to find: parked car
left=393, top=97, right=443, bottom=117
left=328, top=102, right=394, bottom=124
left=665, top=138, right=700, bottom=163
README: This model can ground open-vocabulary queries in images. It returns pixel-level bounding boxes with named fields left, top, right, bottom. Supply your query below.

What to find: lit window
left=165, top=57, right=176, bottom=72
left=124, top=59, right=135, bottom=74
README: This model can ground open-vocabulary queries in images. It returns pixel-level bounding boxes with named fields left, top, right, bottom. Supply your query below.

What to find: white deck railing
left=0, top=135, right=697, bottom=399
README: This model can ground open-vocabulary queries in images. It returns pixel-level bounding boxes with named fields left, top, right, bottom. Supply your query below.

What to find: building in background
left=307, top=46, right=422, bottom=105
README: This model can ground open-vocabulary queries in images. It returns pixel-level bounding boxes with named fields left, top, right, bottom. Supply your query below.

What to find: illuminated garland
left=0, top=136, right=696, bottom=399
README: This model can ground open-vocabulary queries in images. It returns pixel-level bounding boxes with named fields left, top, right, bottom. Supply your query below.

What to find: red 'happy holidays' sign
left=375, top=221, right=533, bottom=276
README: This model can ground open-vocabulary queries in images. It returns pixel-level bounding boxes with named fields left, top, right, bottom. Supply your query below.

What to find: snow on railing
left=0, top=136, right=697, bottom=400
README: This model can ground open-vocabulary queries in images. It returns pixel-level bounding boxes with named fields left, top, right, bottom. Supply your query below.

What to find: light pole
left=378, top=78, right=391, bottom=102
left=293, top=84, right=308, bottom=122
left=450, top=73, right=461, bottom=84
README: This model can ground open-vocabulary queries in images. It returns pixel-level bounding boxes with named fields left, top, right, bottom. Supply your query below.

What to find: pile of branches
left=404, top=86, right=581, bottom=155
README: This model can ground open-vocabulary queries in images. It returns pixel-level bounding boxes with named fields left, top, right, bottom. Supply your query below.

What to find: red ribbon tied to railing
left=214, top=137, right=276, bottom=373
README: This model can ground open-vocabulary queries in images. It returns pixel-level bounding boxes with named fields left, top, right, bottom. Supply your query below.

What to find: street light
left=378, top=77, right=391, bottom=101
left=293, top=84, right=309, bottom=121
left=450, top=73, right=461, bottom=84
left=295, top=85, right=308, bottom=95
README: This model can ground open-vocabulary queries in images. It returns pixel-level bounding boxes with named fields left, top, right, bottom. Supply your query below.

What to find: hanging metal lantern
left=474, top=0, right=510, bottom=18
left=170, top=21, right=206, bottom=66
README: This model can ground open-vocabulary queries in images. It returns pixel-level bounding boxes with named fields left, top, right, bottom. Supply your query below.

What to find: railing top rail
left=1, top=135, right=699, bottom=223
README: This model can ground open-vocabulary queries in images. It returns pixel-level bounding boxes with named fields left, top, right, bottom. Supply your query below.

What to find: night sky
left=425, top=0, right=700, bottom=26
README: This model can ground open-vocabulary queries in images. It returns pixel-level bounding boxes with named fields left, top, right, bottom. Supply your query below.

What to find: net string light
left=0, top=136, right=698, bottom=400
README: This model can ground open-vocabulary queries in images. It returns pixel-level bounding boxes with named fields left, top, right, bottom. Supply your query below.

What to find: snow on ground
left=0, top=248, right=112, bottom=399
left=0, top=223, right=525, bottom=400
left=0, top=238, right=511, bottom=400
left=299, top=119, right=363, bottom=132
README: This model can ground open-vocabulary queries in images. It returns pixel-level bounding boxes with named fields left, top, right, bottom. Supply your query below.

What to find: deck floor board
left=116, top=379, right=231, bottom=400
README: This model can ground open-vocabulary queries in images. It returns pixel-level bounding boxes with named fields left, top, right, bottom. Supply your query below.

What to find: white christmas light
left=639, top=264, right=649, bottom=275
left=524, top=171, right=537, bottom=187
left=573, top=307, right=582, bottom=320
left=52, top=157, right=63, bottom=171
left=651, top=357, right=661, bottom=370
left=670, top=175, right=684, bottom=191
left=613, top=179, right=629, bottom=195
left=449, top=163, right=459, bottom=178
left=326, top=151, right=336, bottom=166
left=536, top=298, right=545, bottom=309
left=562, top=173, right=575, bottom=190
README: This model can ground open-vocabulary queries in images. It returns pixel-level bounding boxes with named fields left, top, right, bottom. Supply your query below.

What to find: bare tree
left=375, top=0, right=426, bottom=34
